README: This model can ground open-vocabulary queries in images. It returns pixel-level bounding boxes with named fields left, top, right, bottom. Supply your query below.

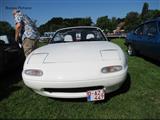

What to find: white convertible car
left=22, top=26, right=128, bottom=101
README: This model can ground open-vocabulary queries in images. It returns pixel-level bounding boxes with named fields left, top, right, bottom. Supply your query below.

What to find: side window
left=135, top=25, right=144, bottom=35
left=144, top=22, right=158, bottom=36
left=53, top=33, right=64, bottom=42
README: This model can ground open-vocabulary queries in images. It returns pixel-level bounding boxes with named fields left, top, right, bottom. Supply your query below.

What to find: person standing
left=13, top=9, right=40, bottom=57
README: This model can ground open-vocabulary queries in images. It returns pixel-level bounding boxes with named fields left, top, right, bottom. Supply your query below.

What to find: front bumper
left=23, top=67, right=127, bottom=98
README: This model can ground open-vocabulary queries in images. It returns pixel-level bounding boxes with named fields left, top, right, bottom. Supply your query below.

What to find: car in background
left=0, top=35, right=25, bottom=74
left=125, top=18, right=160, bottom=60
left=22, top=26, right=128, bottom=101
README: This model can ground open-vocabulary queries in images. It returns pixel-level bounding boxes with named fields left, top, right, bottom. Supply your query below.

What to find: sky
left=0, top=0, right=160, bottom=27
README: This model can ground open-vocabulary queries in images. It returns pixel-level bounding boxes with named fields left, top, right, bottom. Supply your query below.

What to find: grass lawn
left=0, top=39, right=160, bottom=119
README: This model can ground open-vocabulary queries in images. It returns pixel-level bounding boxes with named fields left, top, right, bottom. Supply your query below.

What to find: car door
left=0, top=35, right=9, bottom=72
left=157, top=21, right=160, bottom=60
left=0, top=35, right=24, bottom=73
left=132, top=24, right=146, bottom=53
left=4, top=39, right=24, bottom=69
left=0, top=42, right=5, bottom=72
left=143, top=21, right=159, bottom=59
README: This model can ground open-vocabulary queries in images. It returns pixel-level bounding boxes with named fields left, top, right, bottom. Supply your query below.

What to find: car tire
left=127, top=44, right=136, bottom=56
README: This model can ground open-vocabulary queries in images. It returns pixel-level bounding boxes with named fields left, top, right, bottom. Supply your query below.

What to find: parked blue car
left=125, top=18, right=160, bottom=60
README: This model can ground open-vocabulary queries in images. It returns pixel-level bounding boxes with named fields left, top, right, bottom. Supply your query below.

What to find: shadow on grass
left=140, top=55, right=160, bottom=67
left=97, top=73, right=131, bottom=104
left=0, top=67, right=23, bottom=101
left=52, top=73, right=131, bottom=103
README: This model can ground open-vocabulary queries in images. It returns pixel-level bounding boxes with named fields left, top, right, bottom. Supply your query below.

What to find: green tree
left=144, top=10, right=160, bottom=21
left=141, top=2, right=149, bottom=21
left=109, top=17, right=118, bottom=32
left=124, top=12, right=141, bottom=32
left=96, top=16, right=119, bottom=32
left=0, top=21, right=15, bottom=37
left=38, top=17, right=93, bottom=35
left=78, top=17, right=92, bottom=26
left=96, top=16, right=109, bottom=32
left=38, top=17, right=64, bottom=34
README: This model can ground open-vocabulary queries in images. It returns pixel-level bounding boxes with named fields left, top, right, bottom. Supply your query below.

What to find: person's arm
left=14, top=13, right=23, bottom=42
left=15, top=23, right=22, bottom=42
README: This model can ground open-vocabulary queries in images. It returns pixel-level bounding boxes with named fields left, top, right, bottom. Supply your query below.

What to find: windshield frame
left=50, top=27, right=108, bottom=44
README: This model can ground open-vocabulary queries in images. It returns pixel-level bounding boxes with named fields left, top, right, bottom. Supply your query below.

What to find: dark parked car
left=125, top=18, right=160, bottom=60
left=0, top=35, right=25, bottom=74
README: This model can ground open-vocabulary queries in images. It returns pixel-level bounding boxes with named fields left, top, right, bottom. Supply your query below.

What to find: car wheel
left=128, top=44, right=136, bottom=56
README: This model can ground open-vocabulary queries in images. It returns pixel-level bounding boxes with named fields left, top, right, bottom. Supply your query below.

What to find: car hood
left=32, top=41, right=121, bottom=63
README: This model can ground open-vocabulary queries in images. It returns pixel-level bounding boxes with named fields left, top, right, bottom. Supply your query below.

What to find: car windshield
left=51, top=28, right=106, bottom=43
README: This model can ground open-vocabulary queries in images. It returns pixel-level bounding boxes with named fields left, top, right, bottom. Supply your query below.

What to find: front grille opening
left=43, top=86, right=104, bottom=93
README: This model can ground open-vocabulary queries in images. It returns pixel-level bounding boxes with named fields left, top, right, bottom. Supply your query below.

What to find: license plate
left=87, top=89, right=105, bottom=101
